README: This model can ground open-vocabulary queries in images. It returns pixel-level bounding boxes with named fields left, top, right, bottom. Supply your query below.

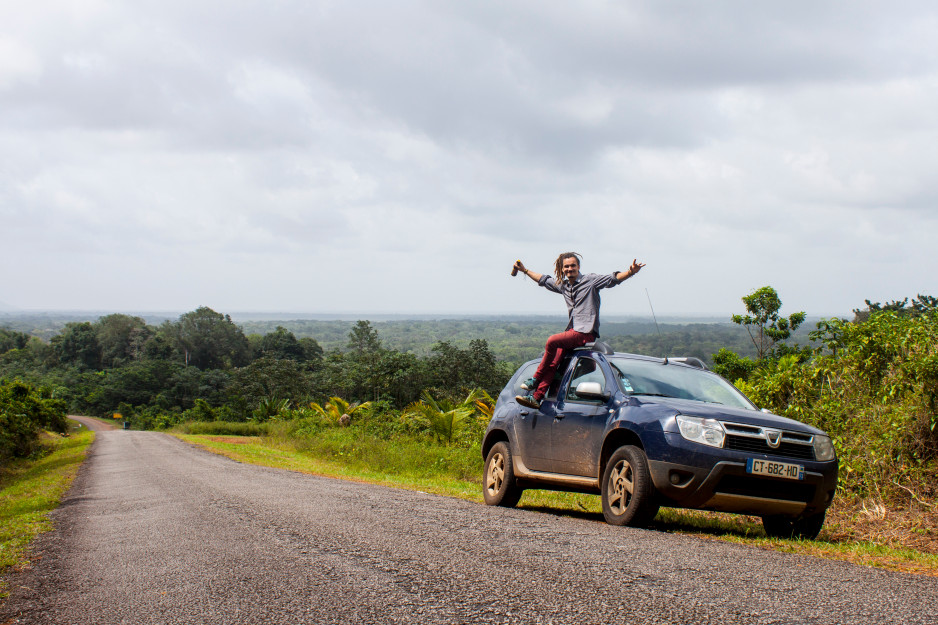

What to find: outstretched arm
left=615, top=259, right=645, bottom=283
left=513, top=260, right=544, bottom=283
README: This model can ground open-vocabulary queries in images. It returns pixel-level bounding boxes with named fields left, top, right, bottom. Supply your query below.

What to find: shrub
left=739, top=311, right=938, bottom=502
left=0, top=380, right=68, bottom=462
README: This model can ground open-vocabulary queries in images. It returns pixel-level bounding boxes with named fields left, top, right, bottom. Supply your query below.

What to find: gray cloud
left=2, top=1, right=937, bottom=316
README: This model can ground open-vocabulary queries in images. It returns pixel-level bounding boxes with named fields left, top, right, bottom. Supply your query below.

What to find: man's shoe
left=520, top=377, right=537, bottom=391
left=516, top=394, right=542, bottom=409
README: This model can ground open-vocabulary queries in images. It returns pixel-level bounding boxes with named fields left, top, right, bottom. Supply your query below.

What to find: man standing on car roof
left=512, top=252, right=644, bottom=409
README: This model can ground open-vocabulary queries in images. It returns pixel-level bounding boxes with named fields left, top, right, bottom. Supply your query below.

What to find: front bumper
left=646, top=432, right=838, bottom=518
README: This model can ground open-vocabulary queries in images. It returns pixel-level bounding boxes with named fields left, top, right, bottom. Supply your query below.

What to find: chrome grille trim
left=720, top=421, right=817, bottom=461
left=721, top=421, right=814, bottom=445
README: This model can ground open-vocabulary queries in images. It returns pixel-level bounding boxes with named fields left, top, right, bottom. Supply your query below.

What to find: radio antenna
left=645, top=288, right=661, bottom=338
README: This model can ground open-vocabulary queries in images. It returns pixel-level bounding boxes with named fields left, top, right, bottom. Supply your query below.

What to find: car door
left=509, top=362, right=552, bottom=472
left=550, top=355, right=610, bottom=477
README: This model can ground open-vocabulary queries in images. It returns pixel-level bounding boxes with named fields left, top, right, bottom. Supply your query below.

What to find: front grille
left=721, top=421, right=816, bottom=461
left=715, top=475, right=816, bottom=503
left=724, top=435, right=816, bottom=460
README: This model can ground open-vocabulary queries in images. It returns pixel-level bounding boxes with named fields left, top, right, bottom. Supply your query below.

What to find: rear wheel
left=483, top=442, right=523, bottom=507
left=601, top=446, right=659, bottom=526
left=762, top=511, right=826, bottom=539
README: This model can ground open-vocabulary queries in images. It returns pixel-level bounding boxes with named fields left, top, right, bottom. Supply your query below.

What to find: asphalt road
left=2, top=430, right=935, bottom=625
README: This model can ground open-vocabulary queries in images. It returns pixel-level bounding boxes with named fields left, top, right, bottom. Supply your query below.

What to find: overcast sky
left=2, top=1, right=936, bottom=319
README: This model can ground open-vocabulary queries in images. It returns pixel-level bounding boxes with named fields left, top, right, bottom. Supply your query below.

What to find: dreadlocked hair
left=554, top=252, right=582, bottom=283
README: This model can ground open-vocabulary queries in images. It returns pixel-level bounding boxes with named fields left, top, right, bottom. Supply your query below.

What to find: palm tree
left=253, top=397, right=291, bottom=421
left=403, top=389, right=487, bottom=444
left=473, top=389, right=496, bottom=421
left=309, top=396, right=372, bottom=426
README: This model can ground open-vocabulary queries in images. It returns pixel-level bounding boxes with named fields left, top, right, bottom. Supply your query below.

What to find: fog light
left=813, top=434, right=836, bottom=461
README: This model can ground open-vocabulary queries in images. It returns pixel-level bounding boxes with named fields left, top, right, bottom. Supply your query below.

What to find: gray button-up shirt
left=537, top=271, right=622, bottom=337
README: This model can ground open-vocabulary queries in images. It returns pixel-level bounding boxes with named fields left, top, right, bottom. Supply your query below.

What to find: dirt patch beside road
left=67, top=415, right=120, bottom=431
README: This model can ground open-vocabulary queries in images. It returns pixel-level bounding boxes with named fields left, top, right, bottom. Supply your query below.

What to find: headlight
left=676, top=415, right=725, bottom=448
left=813, top=434, right=836, bottom=461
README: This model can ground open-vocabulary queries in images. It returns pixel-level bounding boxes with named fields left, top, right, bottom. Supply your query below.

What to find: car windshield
left=608, top=356, right=754, bottom=410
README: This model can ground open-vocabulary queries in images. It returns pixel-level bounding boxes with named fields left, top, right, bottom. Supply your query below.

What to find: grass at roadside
left=175, top=434, right=485, bottom=501
left=175, top=430, right=938, bottom=577
left=0, top=427, right=94, bottom=598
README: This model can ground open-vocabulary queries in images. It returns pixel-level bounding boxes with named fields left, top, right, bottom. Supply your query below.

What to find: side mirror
left=575, top=381, right=609, bottom=400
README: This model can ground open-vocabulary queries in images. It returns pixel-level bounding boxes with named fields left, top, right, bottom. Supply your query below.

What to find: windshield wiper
left=629, top=392, right=674, bottom=398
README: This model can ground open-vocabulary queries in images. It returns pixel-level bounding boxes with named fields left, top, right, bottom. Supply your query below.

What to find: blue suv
left=481, top=342, right=838, bottom=538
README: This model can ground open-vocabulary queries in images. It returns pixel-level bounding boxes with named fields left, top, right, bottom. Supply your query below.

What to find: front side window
left=566, top=357, right=606, bottom=402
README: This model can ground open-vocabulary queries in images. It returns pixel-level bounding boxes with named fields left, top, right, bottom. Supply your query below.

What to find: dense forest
left=0, top=307, right=816, bottom=429
left=0, top=308, right=512, bottom=429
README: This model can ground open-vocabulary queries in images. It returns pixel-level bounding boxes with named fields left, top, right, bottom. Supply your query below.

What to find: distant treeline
left=231, top=317, right=817, bottom=362
left=1, top=313, right=818, bottom=364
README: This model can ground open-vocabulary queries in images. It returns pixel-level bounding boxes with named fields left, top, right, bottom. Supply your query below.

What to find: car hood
left=629, top=395, right=828, bottom=436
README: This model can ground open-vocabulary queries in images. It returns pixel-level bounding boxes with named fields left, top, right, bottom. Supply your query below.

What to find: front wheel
left=762, top=511, right=826, bottom=540
left=601, top=446, right=659, bottom=527
left=483, top=441, right=523, bottom=507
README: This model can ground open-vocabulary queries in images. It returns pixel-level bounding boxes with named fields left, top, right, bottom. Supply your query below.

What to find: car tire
left=483, top=441, right=523, bottom=507
left=601, top=446, right=659, bottom=527
left=762, top=511, right=826, bottom=540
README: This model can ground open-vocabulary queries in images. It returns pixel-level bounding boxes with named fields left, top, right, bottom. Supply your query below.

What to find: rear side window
left=512, top=363, right=539, bottom=395
left=512, top=358, right=571, bottom=400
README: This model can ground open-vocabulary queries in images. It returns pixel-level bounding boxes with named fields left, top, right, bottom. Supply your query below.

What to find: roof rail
left=668, top=356, right=708, bottom=370
left=574, top=341, right=614, bottom=355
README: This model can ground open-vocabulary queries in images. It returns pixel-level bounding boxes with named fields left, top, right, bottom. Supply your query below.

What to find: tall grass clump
left=176, top=421, right=270, bottom=436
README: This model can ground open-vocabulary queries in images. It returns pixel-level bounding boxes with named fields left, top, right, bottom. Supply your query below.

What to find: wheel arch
left=599, top=427, right=644, bottom=476
left=482, top=428, right=510, bottom=460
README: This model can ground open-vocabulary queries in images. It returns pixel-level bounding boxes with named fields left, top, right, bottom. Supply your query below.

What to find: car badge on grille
left=765, top=429, right=782, bottom=448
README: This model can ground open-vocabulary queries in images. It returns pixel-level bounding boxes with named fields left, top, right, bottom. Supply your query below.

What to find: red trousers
left=532, top=329, right=594, bottom=400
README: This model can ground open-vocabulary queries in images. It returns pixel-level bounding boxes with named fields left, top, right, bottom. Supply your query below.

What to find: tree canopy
left=731, top=286, right=806, bottom=360
left=172, top=307, right=250, bottom=369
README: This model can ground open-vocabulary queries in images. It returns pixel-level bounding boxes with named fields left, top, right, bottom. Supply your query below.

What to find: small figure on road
left=512, top=253, right=644, bottom=409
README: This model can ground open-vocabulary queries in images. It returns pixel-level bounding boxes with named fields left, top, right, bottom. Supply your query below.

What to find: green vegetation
left=176, top=421, right=270, bottom=437
left=714, top=289, right=938, bottom=557
left=741, top=313, right=938, bottom=499
left=731, top=285, right=806, bottom=360
left=0, top=311, right=513, bottom=428
left=722, top=295, right=938, bottom=505
left=1, top=380, right=69, bottom=463
left=0, top=426, right=94, bottom=598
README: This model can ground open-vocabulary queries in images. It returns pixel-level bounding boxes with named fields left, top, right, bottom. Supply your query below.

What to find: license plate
left=746, top=458, right=804, bottom=480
